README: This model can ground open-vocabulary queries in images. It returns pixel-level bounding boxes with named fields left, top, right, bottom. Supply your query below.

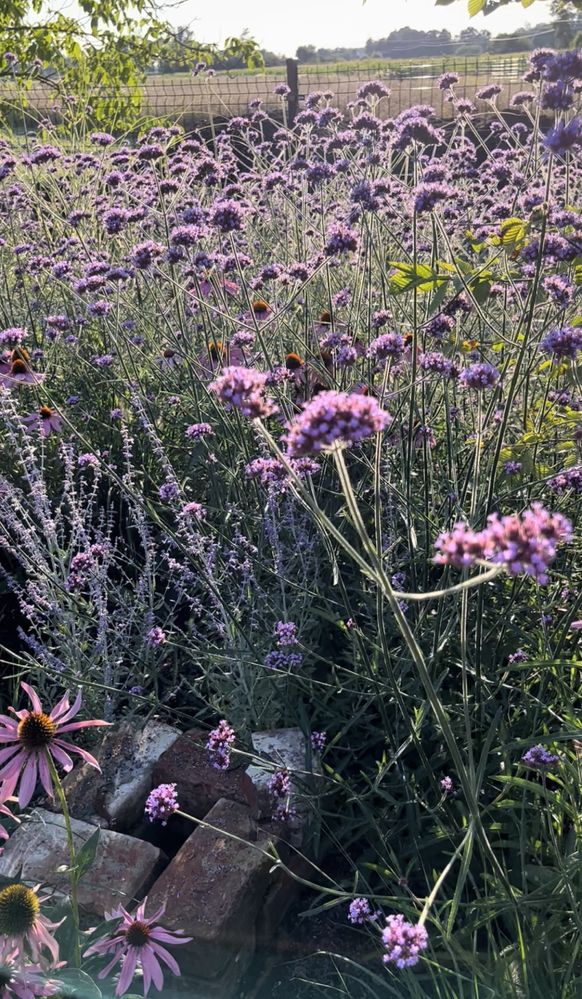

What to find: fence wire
left=0, top=56, right=530, bottom=129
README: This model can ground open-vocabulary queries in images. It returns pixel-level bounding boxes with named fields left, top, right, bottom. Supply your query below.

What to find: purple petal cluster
left=285, top=391, right=391, bottom=456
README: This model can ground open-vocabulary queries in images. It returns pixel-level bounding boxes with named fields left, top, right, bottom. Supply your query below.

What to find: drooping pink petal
left=150, top=941, right=181, bottom=975
left=116, top=947, right=139, bottom=997
left=52, top=740, right=101, bottom=771
left=20, top=683, right=43, bottom=713
left=0, top=763, right=23, bottom=802
left=143, top=948, right=164, bottom=992
left=56, top=719, right=109, bottom=734
left=0, top=744, right=23, bottom=766
left=37, top=750, right=54, bottom=799
left=149, top=928, right=191, bottom=946
left=18, top=753, right=39, bottom=809
left=48, top=691, right=72, bottom=723
left=47, top=743, right=74, bottom=771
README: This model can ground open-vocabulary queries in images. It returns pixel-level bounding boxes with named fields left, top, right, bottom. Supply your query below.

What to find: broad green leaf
left=521, top=0, right=536, bottom=6
left=468, top=0, right=486, bottom=14
left=388, top=261, right=449, bottom=294
left=55, top=969, right=102, bottom=999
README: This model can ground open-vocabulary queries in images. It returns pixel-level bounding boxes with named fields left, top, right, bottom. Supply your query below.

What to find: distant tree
left=296, top=45, right=319, bottom=63
left=0, top=1, right=262, bottom=126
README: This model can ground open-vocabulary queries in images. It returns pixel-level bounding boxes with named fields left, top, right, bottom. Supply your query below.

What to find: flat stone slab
left=53, top=720, right=179, bottom=831
left=153, top=729, right=258, bottom=819
left=0, top=809, right=163, bottom=919
left=146, top=798, right=274, bottom=985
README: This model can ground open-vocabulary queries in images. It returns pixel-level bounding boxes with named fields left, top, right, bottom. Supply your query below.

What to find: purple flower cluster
left=348, top=897, right=373, bottom=925
left=145, top=783, right=179, bottom=824
left=285, top=391, right=391, bottom=456
left=146, top=626, right=167, bottom=646
left=521, top=745, right=560, bottom=770
left=382, top=915, right=428, bottom=969
left=209, top=366, right=276, bottom=419
left=459, top=363, right=500, bottom=391
left=540, top=326, right=582, bottom=360
left=206, top=719, right=236, bottom=770
left=275, top=621, right=298, bottom=646
left=549, top=466, right=582, bottom=494
left=368, top=332, right=404, bottom=363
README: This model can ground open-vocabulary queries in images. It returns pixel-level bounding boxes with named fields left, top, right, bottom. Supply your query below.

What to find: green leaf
left=388, top=261, right=449, bottom=294
left=468, top=0, right=486, bottom=14
left=574, top=262, right=582, bottom=285
left=521, top=0, right=536, bottom=6
left=55, top=969, right=102, bottom=999
left=74, top=827, right=100, bottom=880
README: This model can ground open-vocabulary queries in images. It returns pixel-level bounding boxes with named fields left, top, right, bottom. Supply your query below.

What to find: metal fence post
left=286, top=58, right=299, bottom=124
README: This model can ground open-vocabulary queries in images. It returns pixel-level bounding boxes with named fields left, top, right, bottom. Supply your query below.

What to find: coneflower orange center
left=319, top=310, right=331, bottom=324
left=10, top=359, right=28, bottom=375
left=0, top=885, right=40, bottom=936
left=125, top=920, right=151, bottom=947
left=39, top=406, right=54, bottom=419
left=163, top=348, right=175, bottom=359
left=11, top=347, right=29, bottom=363
left=17, top=711, right=56, bottom=749
left=252, top=299, right=269, bottom=314
left=285, top=353, right=304, bottom=371
left=208, top=341, right=224, bottom=360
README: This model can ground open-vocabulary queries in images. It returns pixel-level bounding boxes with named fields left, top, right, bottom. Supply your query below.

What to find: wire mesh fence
left=0, top=56, right=530, bottom=130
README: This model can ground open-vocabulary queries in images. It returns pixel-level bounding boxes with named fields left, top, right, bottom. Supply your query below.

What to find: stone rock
left=255, top=855, right=313, bottom=947
left=146, top=798, right=275, bottom=989
left=152, top=729, right=258, bottom=819
left=51, top=720, right=179, bottom=831
left=246, top=728, right=321, bottom=850
left=0, top=809, right=163, bottom=920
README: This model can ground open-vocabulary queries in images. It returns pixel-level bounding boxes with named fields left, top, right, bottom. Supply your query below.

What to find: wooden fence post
left=286, top=58, right=299, bottom=124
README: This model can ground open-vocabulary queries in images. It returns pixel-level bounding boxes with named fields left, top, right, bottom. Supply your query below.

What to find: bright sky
left=163, top=0, right=553, bottom=56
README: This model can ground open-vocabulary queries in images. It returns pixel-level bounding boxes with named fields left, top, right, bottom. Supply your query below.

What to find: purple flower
left=440, top=776, right=454, bottom=794
left=268, top=769, right=291, bottom=799
left=158, top=482, right=179, bottom=503
left=208, top=198, right=248, bottom=233
left=437, top=72, right=459, bottom=91
left=368, top=332, right=404, bottom=363
left=145, top=783, right=179, bottom=825
left=382, top=915, right=428, bottom=969
left=549, top=466, right=582, bottom=494
left=180, top=502, right=205, bottom=520
left=185, top=422, right=214, bottom=440
left=521, top=745, right=560, bottom=770
left=209, top=366, right=276, bottom=420
left=357, top=80, right=390, bottom=100
left=503, top=460, right=522, bottom=476
left=275, top=621, right=298, bottom=647
left=146, top=627, right=167, bottom=647
left=540, top=326, right=582, bottom=360
left=264, top=650, right=304, bottom=671
left=419, top=352, right=457, bottom=379
left=273, top=83, right=291, bottom=97
left=311, top=731, right=327, bottom=753
left=0, top=327, right=27, bottom=346
left=206, top=720, right=236, bottom=770
left=324, top=222, right=359, bottom=257
left=543, top=117, right=582, bottom=157
left=78, top=453, right=99, bottom=468
left=459, top=363, right=500, bottom=391
left=348, top=898, right=373, bottom=925
left=476, top=84, right=502, bottom=101
left=508, top=649, right=528, bottom=664
left=285, top=391, right=391, bottom=457
left=434, top=522, right=489, bottom=569
left=413, top=181, right=456, bottom=214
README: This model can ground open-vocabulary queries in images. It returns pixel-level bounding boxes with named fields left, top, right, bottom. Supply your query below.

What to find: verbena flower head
left=268, top=769, right=291, bottom=799
left=549, top=467, right=582, bottom=494
left=146, top=627, right=167, bottom=647
left=440, top=776, right=454, bottom=794
left=521, top=745, right=560, bottom=770
left=0, top=683, right=107, bottom=809
left=0, top=885, right=61, bottom=965
left=275, top=621, right=298, bottom=647
left=324, top=222, right=359, bottom=257
left=209, top=366, right=276, bottom=419
left=543, top=117, right=582, bottom=157
left=285, top=391, right=391, bottom=457
left=437, top=72, right=459, bottom=91
left=348, top=897, right=373, bottom=925
left=382, top=914, right=428, bottom=969
left=206, top=720, right=235, bottom=771
left=459, top=363, right=500, bottom=391
left=540, top=326, right=582, bottom=360
left=311, top=731, right=327, bottom=753
left=83, top=899, right=191, bottom=998
left=145, top=784, right=179, bottom=825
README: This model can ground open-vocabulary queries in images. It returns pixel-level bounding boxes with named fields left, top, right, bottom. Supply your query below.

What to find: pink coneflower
left=0, top=941, right=61, bottom=997
left=0, top=357, right=45, bottom=388
left=22, top=407, right=63, bottom=438
left=83, top=899, right=191, bottom=997
left=0, top=885, right=62, bottom=965
left=0, top=683, right=108, bottom=809
left=0, top=802, right=19, bottom=846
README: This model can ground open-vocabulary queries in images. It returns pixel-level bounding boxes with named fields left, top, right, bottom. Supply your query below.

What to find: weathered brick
left=0, top=809, right=163, bottom=920
left=146, top=798, right=274, bottom=986
left=50, top=720, right=179, bottom=831
left=152, top=729, right=258, bottom=819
